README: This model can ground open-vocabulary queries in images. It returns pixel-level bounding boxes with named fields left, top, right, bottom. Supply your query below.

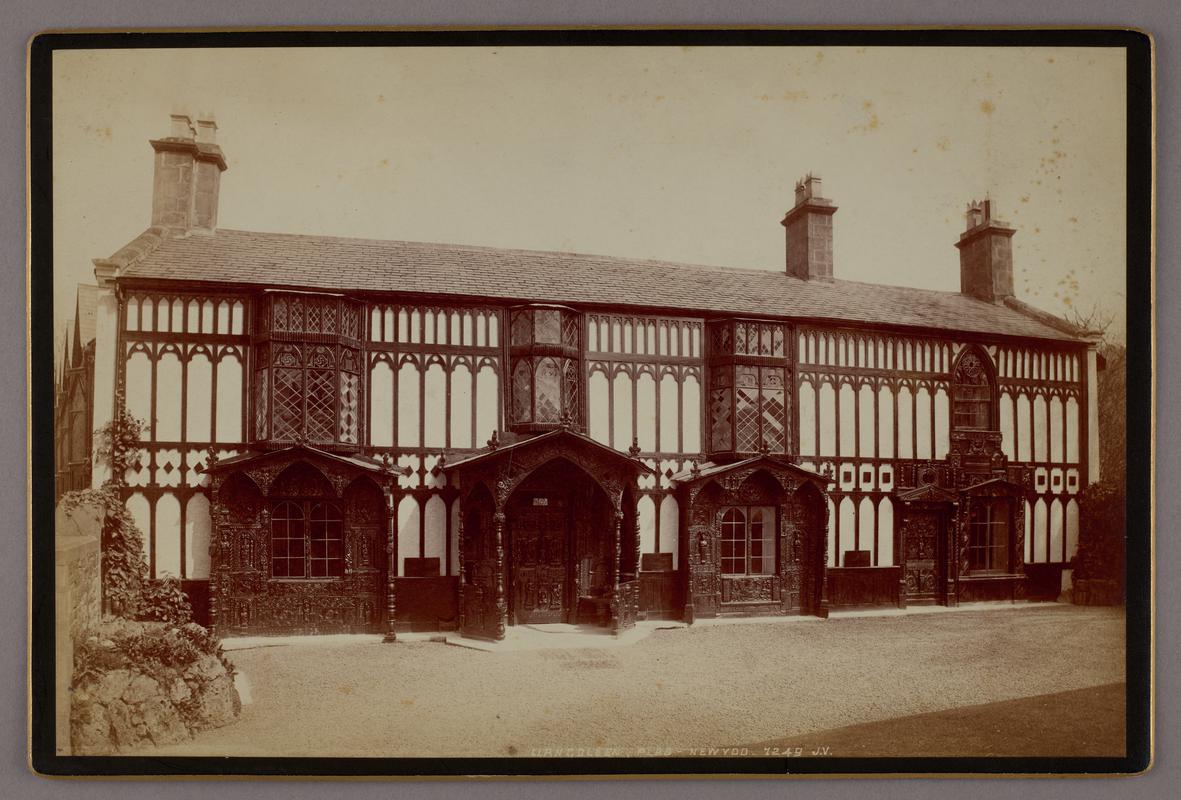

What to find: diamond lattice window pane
left=761, top=388, right=787, bottom=453
left=306, top=369, right=335, bottom=441
left=339, top=372, right=359, bottom=444
left=534, top=358, right=562, bottom=423
left=735, top=387, right=760, bottom=452
left=710, top=388, right=732, bottom=451
left=272, top=367, right=303, bottom=440
left=512, top=360, right=532, bottom=423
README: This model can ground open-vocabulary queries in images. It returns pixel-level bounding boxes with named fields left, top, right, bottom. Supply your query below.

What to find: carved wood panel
left=510, top=503, right=568, bottom=624
left=904, top=511, right=941, bottom=599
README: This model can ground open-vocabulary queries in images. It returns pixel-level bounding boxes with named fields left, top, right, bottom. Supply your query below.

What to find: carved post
left=493, top=510, right=507, bottom=640
left=817, top=498, right=831, bottom=619
left=383, top=489, right=398, bottom=643
left=633, top=499, right=642, bottom=577
left=682, top=486, right=696, bottom=625
left=945, top=504, right=959, bottom=607
left=897, top=509, right=908, bottom=609
left=207, top=486, right=221, bottom=638
left=610, top=509, right=623, bottom=632
left=456, top=501, right=466, bottom=634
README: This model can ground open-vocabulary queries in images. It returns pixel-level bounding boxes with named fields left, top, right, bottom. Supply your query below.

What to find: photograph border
left=27, top=25, right=1154, bottom=778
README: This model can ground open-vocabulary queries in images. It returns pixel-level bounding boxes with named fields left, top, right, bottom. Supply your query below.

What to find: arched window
left=271, top=501, right=306, bottom=578
left=310, top=502, right=345, bottom=578
left=720, top=505, right=776, bottom=576
left=952, top=349, right=995, bottom=431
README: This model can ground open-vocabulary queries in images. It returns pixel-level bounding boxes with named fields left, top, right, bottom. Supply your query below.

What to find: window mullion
left=746, top=506, right=753, bottom=576
left=305, top=500, right=313, bottom=578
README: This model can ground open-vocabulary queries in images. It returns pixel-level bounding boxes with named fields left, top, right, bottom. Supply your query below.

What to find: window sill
left=268, top=577, right=343, bottom=583
left=960, top=572, right=1023, bottom=581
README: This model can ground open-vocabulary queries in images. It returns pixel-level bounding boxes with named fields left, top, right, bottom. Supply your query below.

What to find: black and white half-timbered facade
left=56, top=115, right=1102, bottom=639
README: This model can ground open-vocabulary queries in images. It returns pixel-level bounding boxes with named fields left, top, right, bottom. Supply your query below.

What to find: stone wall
left=55, top=503, right=103, bottom=755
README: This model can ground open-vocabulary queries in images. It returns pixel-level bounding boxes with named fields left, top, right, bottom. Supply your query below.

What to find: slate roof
left=443, top=428, right=655, bottom=475
left=109, top=227, right=1091, bottom=343
left=203, top=443, right=386, bottom=475
left=668, top=456, right=827, bottom=486
left=74, top=284, right=99, bottom=346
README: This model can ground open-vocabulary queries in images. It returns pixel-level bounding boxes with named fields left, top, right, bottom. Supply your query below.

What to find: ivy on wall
left=60, top=393, right=192, bottom=622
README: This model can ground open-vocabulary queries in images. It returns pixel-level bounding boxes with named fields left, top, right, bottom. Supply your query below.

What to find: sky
left=51, top=45, right=1128, bottom=351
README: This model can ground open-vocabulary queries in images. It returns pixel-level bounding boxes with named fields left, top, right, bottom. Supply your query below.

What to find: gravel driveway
left=141, top=604, right=1125, bottom=758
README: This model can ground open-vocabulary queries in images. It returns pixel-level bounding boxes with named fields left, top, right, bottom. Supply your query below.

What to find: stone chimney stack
left=149, top=113, right=227, bottom=233
left=781, top=174, right=837, bottom=281
left=955, top=198, right=1016, bottom=302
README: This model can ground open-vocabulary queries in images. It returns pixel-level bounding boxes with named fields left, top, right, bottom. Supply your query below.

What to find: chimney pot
left=196, top=117, right=218, bottom=144
left=781, top=173, right=837, bottom=281
left=956, top=198, right=1015, bottom=302
left=803, top=173, right=822, bottom=200
left=169, top=113, right=195, bottom=139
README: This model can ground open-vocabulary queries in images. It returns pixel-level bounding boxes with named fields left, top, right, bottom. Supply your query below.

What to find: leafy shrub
left=1073, top=481, right=1126, bottom=605
left=75, top=619, right=234, bottom=685
left=136, top=576, right=193, bottom=625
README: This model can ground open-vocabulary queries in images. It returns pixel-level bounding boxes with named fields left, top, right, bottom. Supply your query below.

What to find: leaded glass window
left=507, top=305, right=582, bottom=432
left=707, top=319, right=791, bottom=456
left=339, top=372, right=360, bottom=444
left=534, top=310, right=562, bottom=344
left=272, top=367, right=304, bottom=440
left=734, top=366, right=761, bottom=452
left=953, top=350, right=994, bottom=431
left=512, top=360, right=533, bottom=423
left=305, top=369, right=336, bottom=441
left=534, top=358, right=562, bottom=423
left=253, top=293, right=365, bottom=448
left=710, top=365, right=789, bottom=455
left=710, top=388, right=732, bottom=451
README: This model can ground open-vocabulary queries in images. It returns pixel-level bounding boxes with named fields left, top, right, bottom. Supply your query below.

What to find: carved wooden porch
left=442, top=428, right=654, bottom=640
left=202, top=444, right=396, bottom=637
left=671, top=455, right=830, bottom=621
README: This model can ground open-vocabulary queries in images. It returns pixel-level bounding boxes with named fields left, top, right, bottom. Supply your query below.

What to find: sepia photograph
left=30, top=29, right=1152, bottom=776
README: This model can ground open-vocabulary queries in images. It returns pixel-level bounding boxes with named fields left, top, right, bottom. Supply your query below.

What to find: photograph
left=31, top=30, right=1152, bottom=777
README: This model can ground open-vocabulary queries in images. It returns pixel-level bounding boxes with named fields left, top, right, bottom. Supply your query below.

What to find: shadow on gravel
left=735, top=682, right=1126, bottom=758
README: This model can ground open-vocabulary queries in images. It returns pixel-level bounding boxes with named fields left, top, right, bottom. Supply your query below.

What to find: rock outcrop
left=70, top=620, right=240, bottom=754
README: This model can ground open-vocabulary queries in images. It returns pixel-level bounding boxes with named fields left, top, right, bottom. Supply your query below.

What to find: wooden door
left=510, top=500, right=569, bottom=624
left=904, top=510, right=945, bottom=603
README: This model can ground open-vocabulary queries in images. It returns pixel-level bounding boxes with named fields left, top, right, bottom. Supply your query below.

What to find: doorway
left=505, top=458, right=615, bottom=626
left=903, top=508, right=948, bottom=604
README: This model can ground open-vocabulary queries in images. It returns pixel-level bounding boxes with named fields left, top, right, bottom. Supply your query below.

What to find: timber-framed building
left=55, top=115, right=1102, bottom=639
